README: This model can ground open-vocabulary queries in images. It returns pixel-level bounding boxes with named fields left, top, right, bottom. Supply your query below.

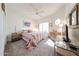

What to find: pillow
left=22, top=29, right=32, bottom=33
left=27, top=29, right=32, bottom=33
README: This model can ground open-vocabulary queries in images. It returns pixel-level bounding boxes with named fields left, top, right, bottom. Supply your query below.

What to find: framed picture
left=24, top=21, right=31, bottom=27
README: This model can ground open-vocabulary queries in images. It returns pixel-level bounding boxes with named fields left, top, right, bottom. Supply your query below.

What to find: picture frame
left=24, top=21, right=31, bottom=27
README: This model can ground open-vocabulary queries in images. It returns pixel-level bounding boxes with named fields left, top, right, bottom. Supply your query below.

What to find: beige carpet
left=4, top=39, right=54, bottom=56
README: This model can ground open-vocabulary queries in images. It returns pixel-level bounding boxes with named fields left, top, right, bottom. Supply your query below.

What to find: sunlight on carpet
left=44, top=39, right=54, bottom=47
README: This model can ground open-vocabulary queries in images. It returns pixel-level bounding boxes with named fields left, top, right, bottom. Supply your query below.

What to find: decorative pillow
left=27, top=29, right=32, bottom=33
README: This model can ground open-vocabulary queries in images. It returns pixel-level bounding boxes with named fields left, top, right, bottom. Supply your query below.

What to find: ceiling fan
left=30, top=4, right=45, bottom=16
left=35, top=9, right=45, bottom=16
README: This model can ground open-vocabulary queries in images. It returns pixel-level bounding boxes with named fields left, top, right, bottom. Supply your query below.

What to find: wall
left=0, top=4, right=6, bottom=56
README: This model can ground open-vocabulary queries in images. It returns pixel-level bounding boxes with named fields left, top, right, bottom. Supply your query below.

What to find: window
left=39, top=22, right=49, bottom=33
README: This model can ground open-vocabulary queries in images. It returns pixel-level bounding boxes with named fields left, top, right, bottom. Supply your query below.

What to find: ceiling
left=6, top=3, right=67, bottom=20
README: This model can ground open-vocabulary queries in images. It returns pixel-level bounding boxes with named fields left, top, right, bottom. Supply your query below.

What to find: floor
left=4, top=39, right=55, bottom=56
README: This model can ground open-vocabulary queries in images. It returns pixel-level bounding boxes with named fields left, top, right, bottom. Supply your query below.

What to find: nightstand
left=11, top=32, right=22, bottom=42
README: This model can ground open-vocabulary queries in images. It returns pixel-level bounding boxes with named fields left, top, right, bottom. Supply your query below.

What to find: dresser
left=49, top=33, right=79, bottom=56
left=54, top=41, right=79, bottom=56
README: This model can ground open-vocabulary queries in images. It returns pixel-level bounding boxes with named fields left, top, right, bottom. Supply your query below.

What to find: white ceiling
left=6, top=3, right=67, bottom=20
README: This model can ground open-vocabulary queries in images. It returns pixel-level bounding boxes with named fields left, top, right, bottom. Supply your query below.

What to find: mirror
left=72, top=10, right=76, bottom=25
left=69, top=4, right=78, bottom=26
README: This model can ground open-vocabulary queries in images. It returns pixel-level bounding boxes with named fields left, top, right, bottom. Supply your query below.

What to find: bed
left=22, top=30, right=48, bottom=49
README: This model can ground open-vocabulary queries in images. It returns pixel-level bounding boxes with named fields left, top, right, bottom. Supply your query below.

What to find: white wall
left=0, top=4, right=6, bottom=56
